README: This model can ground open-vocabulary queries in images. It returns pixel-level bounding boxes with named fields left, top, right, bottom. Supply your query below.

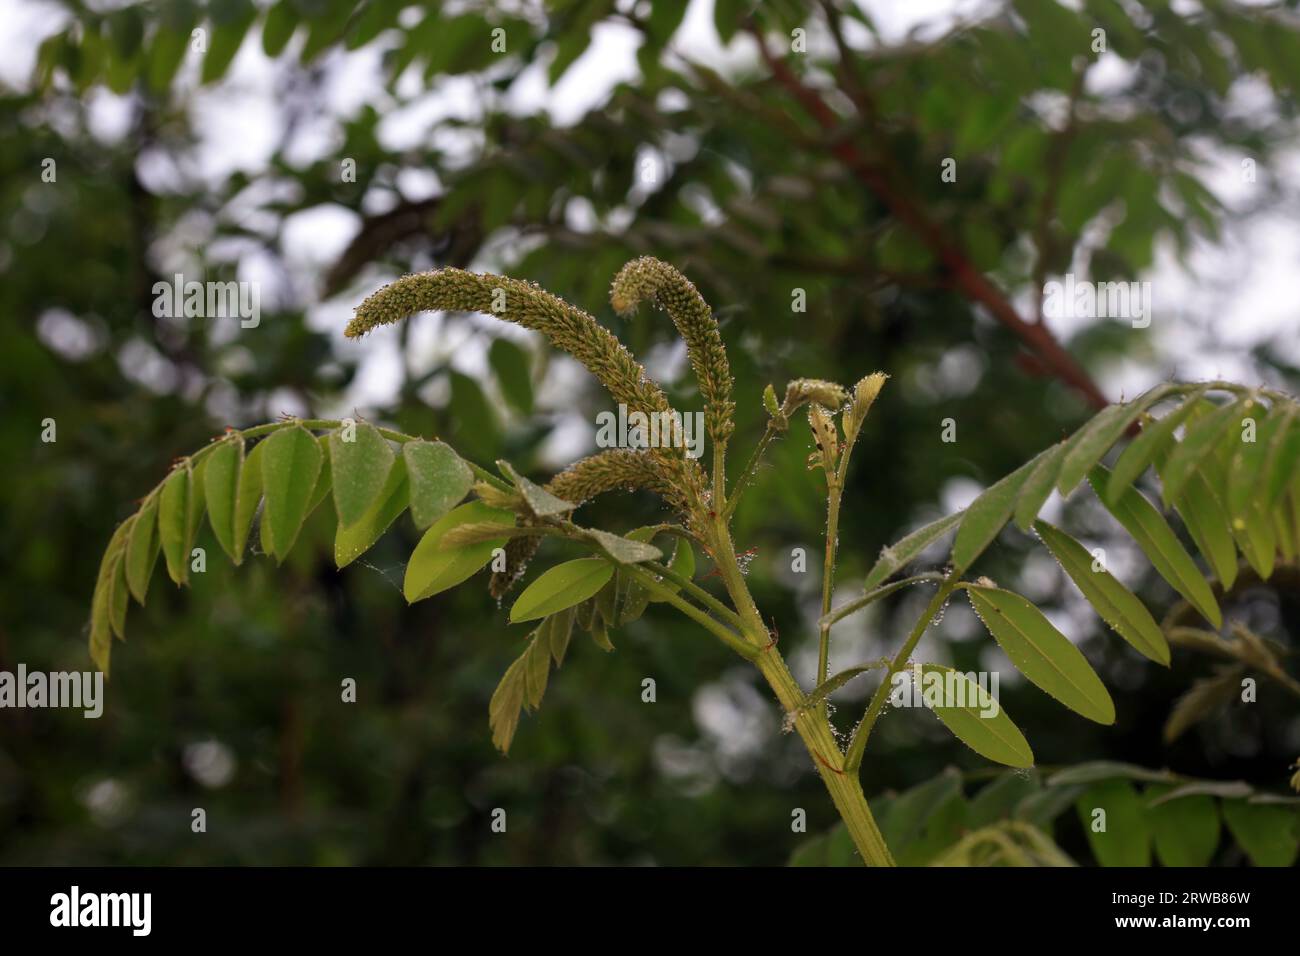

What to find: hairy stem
left=621, top=564, right=755, bottom=660
left=816, top=476, right=842, bottom=705
left=820, top=573, right=948, bottom=629
left=644, top=560, right=745, bottom=630
left=702, top=513, right=894, bottom=865
left=752, top=612, right=895, bottom=866
left=723, top=421, right=778, bottom=521
left=845, top=577, right=958, bottom=772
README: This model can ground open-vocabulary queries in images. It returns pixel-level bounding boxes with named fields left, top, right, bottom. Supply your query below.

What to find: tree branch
left=749, top=26, right=1111, bottom=412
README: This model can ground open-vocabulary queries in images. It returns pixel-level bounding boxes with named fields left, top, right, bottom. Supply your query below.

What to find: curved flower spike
left=610, top=257, right=735, bottom=446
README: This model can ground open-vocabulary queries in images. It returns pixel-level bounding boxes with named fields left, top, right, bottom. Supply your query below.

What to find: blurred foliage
left=4, top=0, right=1300, bottom=864
left=796, top=763, right=1299, bottom=866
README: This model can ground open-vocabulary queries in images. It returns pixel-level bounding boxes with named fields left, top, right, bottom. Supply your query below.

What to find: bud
left=807, top=404, right=840, bottom=472
left=474, top=481, right=524, bottom=511
left=844, top=371, right=889, bottom=441
left=783, top=378, right=848, bottom=416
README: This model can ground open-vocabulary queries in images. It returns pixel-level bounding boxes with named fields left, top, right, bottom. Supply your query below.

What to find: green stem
left=819, top=573, right=947, bottom=629
left=621, top=564, right=755, bottom=659
left=816, top=478, right=842, bottom=699
left=712, top=439, right=728, bottom=516
left=644, top=560, right=745, bottom=630
left=701, top=513, right=894, bottom=866
left=844, top=576, right=957, bottom=773
left=722, top=422, right=779, bottom=521
left=751, top=633, right=894, bottom=866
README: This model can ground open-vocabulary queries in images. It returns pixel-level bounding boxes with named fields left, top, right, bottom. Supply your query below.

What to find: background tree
left=4, top=0, right=1299, bottom=864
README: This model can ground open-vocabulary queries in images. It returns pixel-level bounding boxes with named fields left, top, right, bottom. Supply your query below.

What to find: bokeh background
left=3, top=0, right=1300, bottom=865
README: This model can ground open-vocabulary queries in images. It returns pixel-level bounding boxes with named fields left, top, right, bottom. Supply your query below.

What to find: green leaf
left=260, top=423, right=323, bottom=562
left=618, top=528, right=691, bottom=614
left=346, top=0, right=400, bottom=50
left=90, top=518, right=134, bottom=673
left=1145, top=784, right=1220, bottom=867
left=548, top=27, right=590, bottom=85
left=124, top=495, right=160, bottom=605
left=1232, top=496, right=1277, bottom=580
left=446, top=370, right=500, bottom=461
left=647, top=0, right=688, bottom=45
left=234, top=438, right=264, bottom=561
left=1155, top=448, right=1239, bottom=591
left=951, top=456, right=1037, bottom=572
left=523, top=630, right=550, bottom=710
left=334, top=457, right=409, bottom=568
left=788, top=823, right=863, bottom=867
left=329, top=421, right=395, bottom=528
left=488, top=338, right=534, bottom=415
left=585, top=527, right=662, bottom=564
left=307, top=435, right=332, bottom=516
left=1261, top=404, right=1300, bottom=508
left=158, top=464, right=193, bottom=586
left=1088, top=465, right=1222, bottom=628
left=201, top=0, right=256, bottom=84
left=1033, top=520, right=1168, bottom=665
left=1221, top=800, right=1299, bottom=867
left=404, top=501, right=514, bottom=602
left=918, top=663, right=1034, bottom=768
left=1045, top=762, right=1175, bottom=786
left=547, top=607, right=576, bottom=666
left=204, top=436, right=244, bottom=562
left=655, top=535, right=695, bottom=600
left=1056, top=384, right=1177, bottom=496
left=1013, top=440, right=1067, bottom=529
left=511, top=557, right=614, bottom=623
left=404, top=440, right=473, bottom=529
left=1015, top=784, right=1084, bottom=831
left=880, top=768, right=967, bottom=865
left=864, top=511, right=963, bottom=590
left=489, top=655, right=527, bottom=753
left=261, top=0, right=297, bottom=56
left=714, top=0, right=747, bottom=43
left=616, top=568, right=650, bottom=625
left=1106, top=386, right=1207, bottom=503
left=147, top=23, right=192, bottom=92
left=1160, top=395, right=1251, bottom=508
left=107, top=550, right=129, bottom=640
left=967, top=586, right=1115, bottom=724
left=1076, top=780, right=1151, bottom=866
left=498, top=461, right=574, bottom=517
left=587, top=613, right=614, bottom=652
left=1226, top=403, right=1283, bottom=520
left=967, top=771, right=1041, bottom=829
left=594, top=571, right=620, bottom=627
left=186, top=456, right=207, bottom=554
left=299, top=3, right=350, bottom=62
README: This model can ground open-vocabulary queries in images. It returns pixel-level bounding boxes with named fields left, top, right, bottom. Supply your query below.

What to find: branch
left=749, top=27, right=1110, bottom=412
